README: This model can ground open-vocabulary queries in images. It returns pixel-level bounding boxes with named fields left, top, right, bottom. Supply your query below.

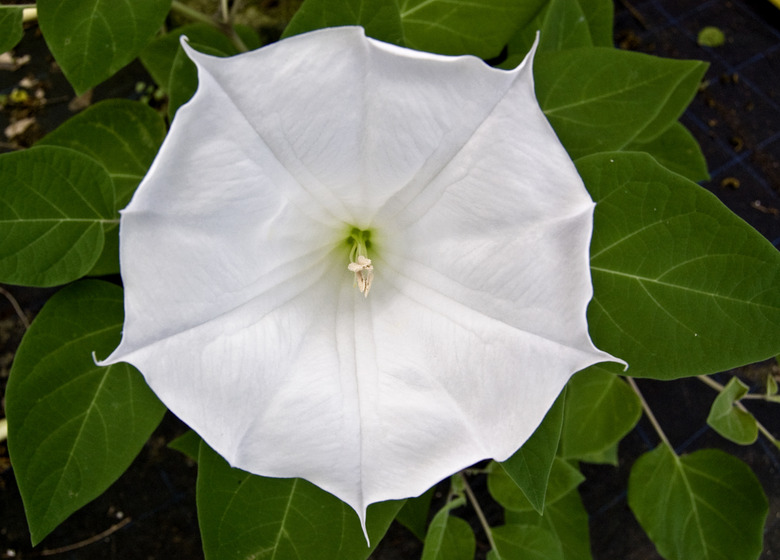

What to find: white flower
left=100, top=26, right=623, bottom=534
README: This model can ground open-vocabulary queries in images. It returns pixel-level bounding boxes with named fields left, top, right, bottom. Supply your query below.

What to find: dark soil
left=2, top=1, right=779, bottom=559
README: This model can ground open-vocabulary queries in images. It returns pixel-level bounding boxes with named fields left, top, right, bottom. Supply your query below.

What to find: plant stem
left=170, top=0, right=248, bottom=53
left=696, top=375, right=779, bottom=447
left=219, top=0, right=229, bottom=22
left=626, top=376, right=672, bottom=448
left=457, top=471, right=497, bottom=552
left=170, top=0, right=217, bottom=26
left=696, top=374, right=723, bottom=392
left=0, top=285, right=30, bottom=329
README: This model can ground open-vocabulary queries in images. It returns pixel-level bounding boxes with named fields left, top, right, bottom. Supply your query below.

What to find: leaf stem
left=457, top=471, right=497, bottom=552
left=169, top=0, right=248, bottom=53
left=626, top=376, right=672, bottom=448
left=170, top=1, right=217, bottom=26
left=696, top=375, right=779, bottom=447
left=219, top=0, right=229, bottom=23
left=0, top=285, right=30, bottom=329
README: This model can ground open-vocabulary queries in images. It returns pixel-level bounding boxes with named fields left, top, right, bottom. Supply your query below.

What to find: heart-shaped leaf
left=706, top=377, right=758, bottom=444
left=581, top=152, right=780, bottom=379
left=628, top=445, right=767, bottom=560
left=5, top=280, right=165, bottom=545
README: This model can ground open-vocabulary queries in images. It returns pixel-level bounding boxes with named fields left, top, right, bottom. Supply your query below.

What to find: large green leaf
left=5, top=280, right=165, bottom=545
left=37, top=99, right=165, bottom=208
left=499, top=389, right=565, bottom=513
left=421, top=491, right=474, bottom=560
left=283, top=0, right=404, bottom=45
left=628, top=445, right=767, bottom=560
left=560, top=368, right=641, bottom=462
left=625, top=121, right=709, bottom=183
left=580, top=152, right=780, bottom=379
left=706, top=377, right=758, bottom=445
left=0, top=146, right=116, bottom=287
left=489, top=458, right=584, bottom=513
left=538, top=0, right=592, bottom=52
left=37, top=0, right=171, bottom=94
left=488, top=525, right=564, bottom=560
left=505, top=489, right=592, bottom=560
left=197, top=441, right=402, bottom=559
left=399, top=0, right=547, bottom=58
left=36, top=99, right=166, bottom=275
left=0, top=6, right=24, bottom=52
left=536, top=48, right=707, bottom=159
left=578, top=0, right=614, bottom=47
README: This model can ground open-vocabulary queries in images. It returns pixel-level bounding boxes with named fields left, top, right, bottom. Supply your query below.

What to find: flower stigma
left=347, top=228, right=374, bottom=297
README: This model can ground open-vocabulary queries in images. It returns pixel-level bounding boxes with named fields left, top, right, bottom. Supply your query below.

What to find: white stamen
left=348, top=255, right=374, bottom=297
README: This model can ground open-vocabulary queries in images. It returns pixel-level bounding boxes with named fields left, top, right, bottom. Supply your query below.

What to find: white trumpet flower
left=100, top=26, right=623, bottom=536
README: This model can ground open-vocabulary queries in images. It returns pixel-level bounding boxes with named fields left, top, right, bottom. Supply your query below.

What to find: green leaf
left=421, top=493, right=475, bottom=560
left=488, top=525, right=564, bottom=560
left=36, top=99, right=166, bottom=275
left=37, top=99, right=165, bottom=208
left=283, top=0, right=404, bottom=46
left=579, top=152, right=780, bottom=379
left=499, top=389, right=565, bottom=513
left=538, top=0, right=592, bottom=52
left=0, top=6, right=24, bottom=53
left=5, top=280, right=165, bottom=545
left=396, top=487, right=434, bottom=541
left=578, top=0, right=614, bottom=47
left=197, top=441, right=402, bottom=559
left=560, top=368, right=641, bottom=463
left=285, top=0, right=548, bottom=60
left=625, top=121, right=709, bottom=183
left=0, top=146, right=117, bottom=287
left=36, top=0, right=171, bottom=94
left=421, top=513, right=474, bottom=560
left=140, top=23, right=260, bottom=92
left=399, top=0, right=548, bottom=58
left=706, top=377, right=758, bottom=444
left=168, top=430, right=202, bottom=462
left=628, top=445, right=768, bottom=560
left=489, top=458, right=584, bottom=513
left=536, top=48, right=707, bottom=159
left=506, top=489, right=592, bottom=560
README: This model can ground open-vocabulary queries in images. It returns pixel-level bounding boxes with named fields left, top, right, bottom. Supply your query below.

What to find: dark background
left=1, top=0, right=779, bottom=558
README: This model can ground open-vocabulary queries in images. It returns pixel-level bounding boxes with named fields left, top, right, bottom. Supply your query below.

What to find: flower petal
left=179, top=27, right=532, bottom=226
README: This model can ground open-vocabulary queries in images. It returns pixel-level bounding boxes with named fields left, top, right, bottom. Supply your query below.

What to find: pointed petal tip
left=360, top=514, right=370, bottom=548
left=517, top=30, right=541, bottom=72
